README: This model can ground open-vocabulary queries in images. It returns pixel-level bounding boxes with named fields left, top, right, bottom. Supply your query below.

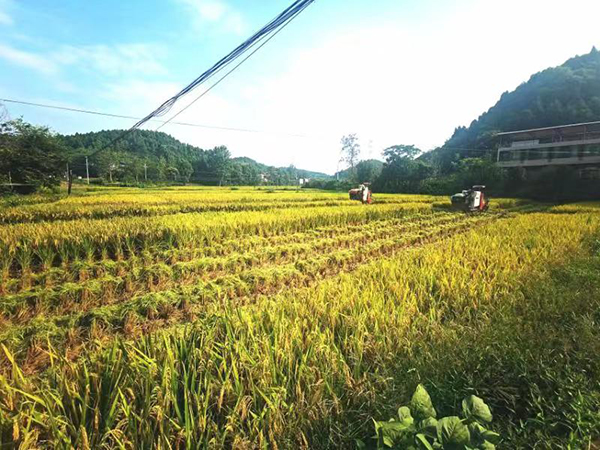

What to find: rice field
left=1, top=186, right=599, bottom=448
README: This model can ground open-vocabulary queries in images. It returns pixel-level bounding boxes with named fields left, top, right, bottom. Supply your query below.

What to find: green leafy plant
left=371, top=385, right=500, bottom=449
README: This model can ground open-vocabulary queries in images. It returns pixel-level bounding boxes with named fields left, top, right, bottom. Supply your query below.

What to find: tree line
left=306, top=133, right=599, bottom=201
left=0, top=124, right=329, bottom=191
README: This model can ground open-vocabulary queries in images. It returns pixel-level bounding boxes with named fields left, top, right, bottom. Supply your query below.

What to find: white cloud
left=160, top=0, right=600, bottom=174
left=52, top=44, right=166, bottom=77
left=0, top=40, right=165, bottom=79
left=177, top=0, right=246, bottom=34
left=0, top=0, right=13, bottom=25
left=196, top=0, right=226, bottom=21
left=0, top=43, right=56, bottom=74
left=0, top=10, right=12, bottom=25
left=223, top=11, right=245, bottom=35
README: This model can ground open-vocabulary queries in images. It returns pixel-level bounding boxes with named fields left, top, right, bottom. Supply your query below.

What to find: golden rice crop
left=0, top=187, right=598, bottom=448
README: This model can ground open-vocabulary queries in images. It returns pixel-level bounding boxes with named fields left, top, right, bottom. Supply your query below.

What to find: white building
left=496, top=121, right=600, bottom=175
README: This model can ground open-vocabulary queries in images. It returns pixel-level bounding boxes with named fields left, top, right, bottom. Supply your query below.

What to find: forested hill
left=426, top=47, right=600, bottom=168
left=60, top=129, right=330, bottom=185
left=230, top=156, right=330, bottom=180
left=62, top=129, right=200, bottom=162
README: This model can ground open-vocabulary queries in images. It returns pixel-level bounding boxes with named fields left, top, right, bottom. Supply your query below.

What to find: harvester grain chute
left=450, top=185, right=489, bottom=212
left=349, top=183, right=373, bottom=204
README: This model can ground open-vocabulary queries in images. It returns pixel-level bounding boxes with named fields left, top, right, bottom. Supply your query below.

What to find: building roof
left=497, top=120, right=600, bottom=137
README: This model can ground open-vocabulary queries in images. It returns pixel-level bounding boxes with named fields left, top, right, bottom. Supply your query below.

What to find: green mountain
left=426, top=47, right=600, bottom=170
left=60, top=129, right=330, bottom=185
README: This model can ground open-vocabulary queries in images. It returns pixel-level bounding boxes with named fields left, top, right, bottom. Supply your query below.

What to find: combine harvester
left=349, top=183, right=373, bottom=204
left=450, top=185, right=490, bottom=212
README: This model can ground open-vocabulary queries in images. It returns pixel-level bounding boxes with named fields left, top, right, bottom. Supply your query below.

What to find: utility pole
left=144, top=162, right=147, bottom=182
left=85, top=156, right=90, bottom=185
left=66, top=163, right=73, bottom=195
left=8, top=171, right=12, bottom=192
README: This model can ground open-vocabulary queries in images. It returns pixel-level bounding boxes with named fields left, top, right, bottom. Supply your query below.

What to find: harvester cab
left=451, top=185, right=489, bottom=212
left=349, top=183, right=373, bottom=204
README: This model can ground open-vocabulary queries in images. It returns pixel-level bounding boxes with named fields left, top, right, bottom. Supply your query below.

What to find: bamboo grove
left=1, top=186, right=599, bottom=448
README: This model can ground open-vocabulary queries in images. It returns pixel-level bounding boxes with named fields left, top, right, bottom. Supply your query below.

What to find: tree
left=284, top=165, right=298, bottom=185
left=355, top=159, right=383, bottom=183
left=120, top=153, right=145, bottom=183
left=176, top=159, right=193, bottom=183
left=166, top=166, right=180, bottom=181
left=205, top=146, right=231, bottom=186
left=375, top=144, right=430, bottom=193
left=383, top=144, right=420, bottom=162
left=94, top=150, right=120, bottom=182
left=241, top=163, right=261, bottom=186
left=0, top=119, right=66, bottom=190
left=454, top=157, right=502, bottom=191
left=340, top=134, right=361, bottom=181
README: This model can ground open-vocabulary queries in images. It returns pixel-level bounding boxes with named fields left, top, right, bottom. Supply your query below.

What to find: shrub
left=366, top=385, right=500, bottom=449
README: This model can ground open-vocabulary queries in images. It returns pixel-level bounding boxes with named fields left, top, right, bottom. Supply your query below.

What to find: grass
left=0, top=187, right=598, bottom=448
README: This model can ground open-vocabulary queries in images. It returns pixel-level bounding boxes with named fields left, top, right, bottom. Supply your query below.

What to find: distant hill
left=60, top=129, right=331, bottom=184
left=424, top=47, right=600, bottom=170
left=61, top=129, right=199, bottom=160
left=231, top=157, right=330, bottom=180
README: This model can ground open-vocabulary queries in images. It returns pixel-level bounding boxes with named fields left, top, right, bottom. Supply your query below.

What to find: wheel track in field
left=0, top=207, right=534, bottom=374
left=1, top=203, right=433, bottom=279
left=1, top=213, right=465, bottom=323
left=0, top=198, right=421, bottom=225
left=2, top=209, right=451, bottom=291
left=1, top=202, right=537, bottom=287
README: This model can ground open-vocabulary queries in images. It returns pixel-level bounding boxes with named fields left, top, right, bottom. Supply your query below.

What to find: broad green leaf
left=462, top=395, right=493, bottom=423
left=468, top=422, right=485, bottom=441
left=437, top=416, right=470, bottom=447
left=382, top=433, right=393, bottom=448
left=480, top=441, right=496, bottom=450
left=375, top=420, right=413, bottom=447
left=482, top=430, right=500, bottom=444
left=374, top=419, right=382, bottom=432
left=377, top=424, right=386, bottom=450
left=398, top=406, right=413, bottom=421
left=415, top=433, right=435, bottom=450
left=468, top=422, right=498, bottom=447
left=420, top=417, right=438, bottom=438
left=410, top=384, right=437, bottom=420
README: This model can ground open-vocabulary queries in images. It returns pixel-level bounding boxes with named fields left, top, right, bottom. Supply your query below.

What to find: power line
left=91, top=0, right=316, bottom=156
left=156, top=9, right=299, bottom=132
left=135, top=0, right=315, bottom=130
left=3, top=98, right=599, bottom=157
left=0, top=98, right=320, bottom=139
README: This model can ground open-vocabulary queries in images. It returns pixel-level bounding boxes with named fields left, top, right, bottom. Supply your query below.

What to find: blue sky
left=1, top=0, right=599, bottom=174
